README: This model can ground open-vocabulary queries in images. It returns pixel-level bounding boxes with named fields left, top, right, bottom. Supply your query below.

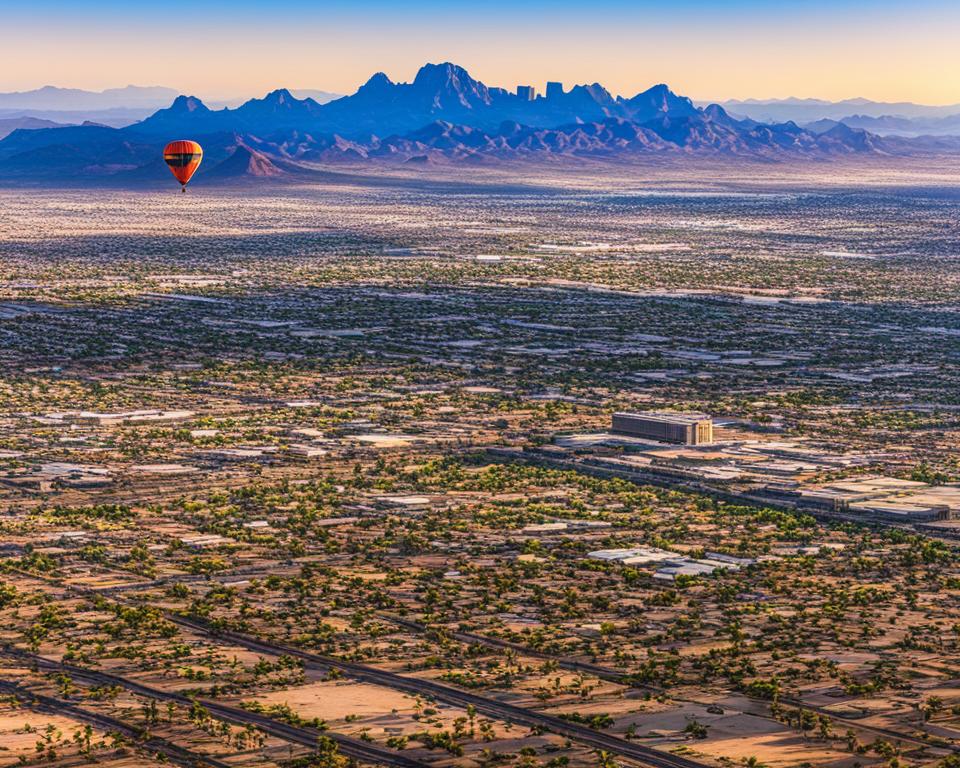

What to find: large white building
left=611, top=411, right=714, bottom=445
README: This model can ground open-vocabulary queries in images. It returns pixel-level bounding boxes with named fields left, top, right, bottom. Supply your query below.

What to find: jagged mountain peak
left=359, top=72, right=394, bottom=91
left=413, top=62, right=476, bottom=86
left=263, top=88, right=295, bottom=104
left=627, top=84, right=697, bottom=118
left=240, top=88, right=313, bottom=111
left=627, top=83, right=671, bottom=107
left=641, top=83, right=673, bottom=97
left=205, top=142, right=285, bottom=178
left=702, top=103, right=740, bottom=127
left=568, top=83, right=615, bottom=104
left=410, top=62, right=491, bottom=109
left=168, top=95, right=210, bottom=113
left=0, top=60, right=924, bottom=183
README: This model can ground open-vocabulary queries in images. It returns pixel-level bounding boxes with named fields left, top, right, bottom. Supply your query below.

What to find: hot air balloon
left=163, top=140, right=203, bottom=192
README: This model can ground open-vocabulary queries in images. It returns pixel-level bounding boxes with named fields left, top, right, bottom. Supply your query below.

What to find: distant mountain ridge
left=128, top=63, right=712, bottom=138
left=803, top=113, right=960, bottom=138
left=715, top=96, right=960, bottom=126
left=0, top=85, right=189, bottom=127
left=0, top=116, right=67, bottom=140
left=0, top=85, right=342, bottom=128
left=1, top=62, right=957, bottom=185
left=0, top=85, right=180, bottom=111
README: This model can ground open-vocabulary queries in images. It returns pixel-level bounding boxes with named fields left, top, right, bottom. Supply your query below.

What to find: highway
left=0, top=563, right=714, bottom=766
left=170, top=614, right=712, bottom=768
left=0, top=646, right=429, bottom=768
left=383, top=612, right=638, bottom=685
left=0, top=678, right=235, bottom=768
left=381, top=614, right=954, bottom=755
left=8, top=559, right=945, bottom=764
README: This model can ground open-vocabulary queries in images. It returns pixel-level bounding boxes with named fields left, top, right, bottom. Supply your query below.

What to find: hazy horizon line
left=3, top=74, right=960, bottom=111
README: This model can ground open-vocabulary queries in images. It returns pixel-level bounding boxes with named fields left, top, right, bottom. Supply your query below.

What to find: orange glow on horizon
left=2, top=8, right=958, bottom=105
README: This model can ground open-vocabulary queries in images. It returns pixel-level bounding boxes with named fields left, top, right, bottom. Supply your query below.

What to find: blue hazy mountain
left=289, top=89, right=341, bottom=104
left=1, top=62, right=954, bottom=184
left=0, top=116, right=67, bottom=140
left=0, top=85, right=180, bottom=111
left=804, top=113, right=960, bottom=138
left=0, top=85, right=189, bottom=126
left=127, top=64, right=707, bottom=137
left=715, top=96, right=960, bottom=124
left=718, top=96, right=960, bottom=138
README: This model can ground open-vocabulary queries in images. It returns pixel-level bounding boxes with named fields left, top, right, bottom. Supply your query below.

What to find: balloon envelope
left=163, top=140, right=203, bottom=187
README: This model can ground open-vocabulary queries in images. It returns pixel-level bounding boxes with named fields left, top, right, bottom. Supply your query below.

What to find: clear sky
left=3, top=0, right=960, bottom=104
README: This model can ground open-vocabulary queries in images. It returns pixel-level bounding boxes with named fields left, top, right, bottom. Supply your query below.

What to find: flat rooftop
left=614, top=411, right=712, bottom=426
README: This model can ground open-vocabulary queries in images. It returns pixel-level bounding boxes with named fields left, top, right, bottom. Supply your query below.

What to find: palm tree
left=594, top=749, right=618, bottom=768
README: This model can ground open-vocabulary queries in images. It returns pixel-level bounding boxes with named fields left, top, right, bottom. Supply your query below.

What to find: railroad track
left=0, top=679, right=234, bottom=768
left=0, top=646, right=428, bottom=768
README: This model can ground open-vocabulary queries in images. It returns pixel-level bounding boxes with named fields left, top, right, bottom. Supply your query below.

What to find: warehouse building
left=611, top=411, right=714, bottom=445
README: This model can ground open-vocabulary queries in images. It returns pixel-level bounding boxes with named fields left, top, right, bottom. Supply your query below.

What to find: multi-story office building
left=611, top=412, right=714, bottom=445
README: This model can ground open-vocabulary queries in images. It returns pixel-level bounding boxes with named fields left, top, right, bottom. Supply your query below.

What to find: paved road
left=382, top=614, right=956, bottom=755
left=0, top=646, right=428, bottom=768
left=171, top=614, right=712, bottom=768
left=2, top=564, right=713, bottom=767
left=0, top=678, right=235, bottom=768
left=9, top=553, right=949, bottom=762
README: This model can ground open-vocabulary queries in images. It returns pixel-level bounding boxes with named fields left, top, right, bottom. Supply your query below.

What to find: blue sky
left=3, top=0, right=959, bottom=104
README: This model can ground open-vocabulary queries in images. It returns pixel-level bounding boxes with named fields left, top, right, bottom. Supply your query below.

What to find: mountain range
left=0, top=85, right=182, bottom=127
left=0, top=116, right=66, bottom=140
left=0, top=85, right=342, bottom=128
left=714, top=96, right=960, bottom=123
left=0, top=85, right=179, bottom=111
left=713, top=97, right=960, bottom=138
left=803, top=114, right=960, bottom=138
left=1, top=63, right=958, bottom=185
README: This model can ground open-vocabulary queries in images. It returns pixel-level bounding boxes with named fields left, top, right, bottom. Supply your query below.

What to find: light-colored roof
left=614, top=411, right=711, bottom=426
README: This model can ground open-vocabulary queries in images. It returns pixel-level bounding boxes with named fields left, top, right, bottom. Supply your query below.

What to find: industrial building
left=759, top=476, right=959, bottom=522
left=611, top=411, right=714, bottom=445
left=66, top=409, right=195, bottom=426
left=588, top=546, right=753, bottom=582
